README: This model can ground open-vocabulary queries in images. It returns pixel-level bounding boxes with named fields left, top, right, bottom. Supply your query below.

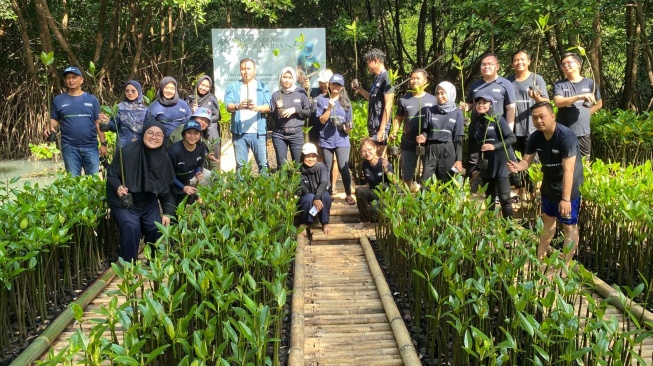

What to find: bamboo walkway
left=25, top=181, right=653, bottom=366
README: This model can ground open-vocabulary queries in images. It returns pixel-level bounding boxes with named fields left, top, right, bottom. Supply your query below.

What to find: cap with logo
left=63, top=66, right=82, bottom=77
left=474, top=94, right=496, bottom=106
left=191, top=107, right=212, bottom=121
left=182, top=120, right=202, bottom=134
left=329, top=74, right=345, bottom=86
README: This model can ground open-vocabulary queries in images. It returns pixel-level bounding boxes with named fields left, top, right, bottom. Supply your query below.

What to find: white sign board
left=211, top=28, right=326, bottom=100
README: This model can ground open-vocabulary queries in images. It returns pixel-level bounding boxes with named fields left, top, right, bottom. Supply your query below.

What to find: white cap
left=317, top=69, right=334, bottom=83
left=302, top=143, right=318, bottom=155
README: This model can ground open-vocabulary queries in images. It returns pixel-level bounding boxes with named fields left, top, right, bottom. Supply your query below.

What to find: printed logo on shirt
left=448, top=118, right=457, bottom=123
left=562, top=88, right=571, bottom=92
left=196, top=157, right=202, bottom=161
left=62, top=104, right=70, bottom=108
left=180, top=108, right=187, bottom=113
left=177, top=162, right=185, bottom=165
left=582, top=88, right=590, bottom=92
left=406, top=106, right=413, bottom=109
left=487, top=126, right=495, bottom=130
left=424, top=103, right=434, bottom=107
left=552, top=149, right=560, bottom=154
left=84, top=103, right=93, bottom=107
left=294, top=99, right=301, bottom=103
left=492, top=88, right=501, bottom=93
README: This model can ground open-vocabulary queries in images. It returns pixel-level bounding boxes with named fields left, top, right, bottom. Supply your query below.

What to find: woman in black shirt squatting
left=354, top=137, right=394, bottom=229
left=297, top=143, right=332, bottom=236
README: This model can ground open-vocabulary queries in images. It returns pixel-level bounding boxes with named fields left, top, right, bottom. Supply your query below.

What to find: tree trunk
left=621, top=3, right=639, bottom=110
left=32, top=0, right=59, bottom=87
left=34, top=0, right=81, bottom=70
left=130, top=7, right=152, bottom=81
left=10, top=0, right=36, bottom=78
left=166, top=6, right=174, bottom=76
left=588, top=12, right=603, bottom=99
left=92, top=0, right=110, bottom=64
left=634, top=0, right=653, bottom=109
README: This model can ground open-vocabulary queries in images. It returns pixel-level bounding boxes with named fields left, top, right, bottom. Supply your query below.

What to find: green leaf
left=71, top=303, right=84, bottom=322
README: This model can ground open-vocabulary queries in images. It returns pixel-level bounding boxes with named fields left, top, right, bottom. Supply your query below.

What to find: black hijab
left=112, top=121, right=175, bottom=194
left=157, top=76, right=179, bottom=107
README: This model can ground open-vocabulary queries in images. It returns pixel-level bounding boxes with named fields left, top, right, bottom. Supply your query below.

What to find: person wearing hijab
left=100, top=80, right=147, bottom=148
left=185, top=75, right=221, bottom=166
left=296, top=143, right=332, bottom=236
left=270, top=67, right=311, bottom=168
left=145, top=76, right=192, bottom=139
left=106, top=121, right=176, bottom=263
left=416, top=81, right=465, bottom=184
left=470, top=94, right=517, bottom=219
left=167, top=120, right=207, bottom=206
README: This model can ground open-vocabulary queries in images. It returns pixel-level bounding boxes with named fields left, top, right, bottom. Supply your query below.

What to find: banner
left=211, top=28, right=327, bottom=100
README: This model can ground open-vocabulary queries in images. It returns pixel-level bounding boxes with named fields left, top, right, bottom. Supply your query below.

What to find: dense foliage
left=375, top=178, right=653, bottom=365
left=2, top=0, right=653, bottom=158
left=40, top=165, right=300, bottom=365
left=0, top=175, right=118, bottom=362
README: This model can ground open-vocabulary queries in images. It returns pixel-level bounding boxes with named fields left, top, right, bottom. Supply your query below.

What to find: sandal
left=345, top=196, right=356, bottom=205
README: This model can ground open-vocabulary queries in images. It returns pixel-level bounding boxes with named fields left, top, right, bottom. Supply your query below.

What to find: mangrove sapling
left=346, top=19, right=359, bottom=84
left=530, top=14, right=553, bottom=97
left=188, top=72, right=205, bottom=110
left=568, top=42, right=598, bottom=108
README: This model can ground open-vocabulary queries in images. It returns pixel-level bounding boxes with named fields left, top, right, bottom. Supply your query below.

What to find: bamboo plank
left=305, top=322, right=392, bottom=333
left=304, top=346, right=400, bottom=357
left=304, top=338, right=398, bottom=349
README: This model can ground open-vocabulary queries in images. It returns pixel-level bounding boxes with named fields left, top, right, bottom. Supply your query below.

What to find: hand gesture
left=281, top=107, right=296, bottom=118
left=416, top=135, right=426, bottom=144
left=480, top=143, right=495, bottom=152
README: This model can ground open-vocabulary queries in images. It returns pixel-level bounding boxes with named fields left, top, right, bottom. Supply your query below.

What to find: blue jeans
left=233, top=133, right=268, bottom=172
left=61, top=144, right=99, bottom=176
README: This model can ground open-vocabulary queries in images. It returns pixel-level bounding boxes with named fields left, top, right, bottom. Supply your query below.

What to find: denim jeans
left=61, top=144, right=99, bottom=176
left=233, top=133, right=268, bottom=172
left=271, top=130, right=304, bottom=169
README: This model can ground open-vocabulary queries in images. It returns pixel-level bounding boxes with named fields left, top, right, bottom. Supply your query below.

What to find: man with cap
left=167, top=119, right=207, bottom=206
left=351, top=48, right=394, bottom=156
left=46, top=66, right=107, bottom=176
left=553, top=52, right=602, bottom=158
left=224, top=58, right=271, bottom=173
left=508, top=101, right=584, bottom=269
left=297, top=41, right=320, bottom=79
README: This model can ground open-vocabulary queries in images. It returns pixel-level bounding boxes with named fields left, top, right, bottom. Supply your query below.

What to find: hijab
left=123, top=80, right=144, bottom=103
left=112, top=120, right=175, bottom=194
left=279, top=67, right=297, bottom=93
left=435, top=81, right=457, bottom=114
left=157, top=76, right=179, bottom=107
left=116, top=80, right=146, bottom=129
left=192, top=75, right=215, bottom=105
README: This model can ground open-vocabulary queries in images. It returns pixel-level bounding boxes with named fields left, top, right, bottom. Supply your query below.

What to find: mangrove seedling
left=188, top=72, right=206, bottom=110
left=531, top=14, right=553, bottom=96
left=567, top=41, right=597, bottom=108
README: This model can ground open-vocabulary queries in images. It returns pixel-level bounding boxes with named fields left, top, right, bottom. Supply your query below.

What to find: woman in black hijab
left=106, top=120, right=176, bottom=263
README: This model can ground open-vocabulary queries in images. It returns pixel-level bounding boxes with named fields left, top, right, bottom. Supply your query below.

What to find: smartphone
left=309, top=205, right=318, bottom=216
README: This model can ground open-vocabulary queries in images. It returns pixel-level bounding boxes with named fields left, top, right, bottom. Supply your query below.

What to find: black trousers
left=482, top=176, right=513, bottom=219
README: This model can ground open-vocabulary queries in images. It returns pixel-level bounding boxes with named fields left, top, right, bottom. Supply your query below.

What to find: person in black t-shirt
left=351, top=48, right=394, bottom=156
left=508, top=102, right=583, bottom=266
left=354, top=138, right=394, bottom=229
left=168, top=120, right=207, bottom=206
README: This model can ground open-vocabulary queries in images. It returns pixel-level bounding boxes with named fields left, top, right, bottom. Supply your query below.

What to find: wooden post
left=288, top=234, right=307, bottom=366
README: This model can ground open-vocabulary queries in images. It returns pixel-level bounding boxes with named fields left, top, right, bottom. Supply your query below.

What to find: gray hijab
left=435, top=81, right=457, bottom=114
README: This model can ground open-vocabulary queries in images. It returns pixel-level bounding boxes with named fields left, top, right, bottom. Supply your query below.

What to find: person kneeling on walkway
left=355, top=137, right=394, bottom=229
left=297, top=143, right=332, bottom=236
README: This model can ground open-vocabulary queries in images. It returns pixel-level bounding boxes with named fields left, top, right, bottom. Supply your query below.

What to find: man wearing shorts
left=507, top=101, right=583, bottom=264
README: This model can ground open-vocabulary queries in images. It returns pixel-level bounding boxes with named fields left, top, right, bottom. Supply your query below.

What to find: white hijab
left=279, top=67, right=297, bottom=93
left=435, top=81, right=457, bottom=114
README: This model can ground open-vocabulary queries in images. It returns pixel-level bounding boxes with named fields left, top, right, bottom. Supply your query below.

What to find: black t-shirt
left=362, top=158, right=394, bottom=190
left=474, top=115, right=516, bottom=178
left=423, top=107, right=465, bottom=143
left=526, top=124, right=583, bottom=201
left=167, top=140, right=206, bottom=192
left=396, top=93, right=437, bottom=149
left=367, top=70, right=393, bottom=134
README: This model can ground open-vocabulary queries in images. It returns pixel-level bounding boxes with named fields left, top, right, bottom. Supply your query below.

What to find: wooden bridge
left=17, top=181, right=653, bottom=365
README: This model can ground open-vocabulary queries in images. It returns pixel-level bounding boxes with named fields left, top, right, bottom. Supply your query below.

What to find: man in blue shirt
left=224, top=58, right=271, bottom=172
left=46, top=66, right=106, bottom=176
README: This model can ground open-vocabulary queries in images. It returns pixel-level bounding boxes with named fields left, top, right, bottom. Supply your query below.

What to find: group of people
left=46, top=47, right=597, bottom=264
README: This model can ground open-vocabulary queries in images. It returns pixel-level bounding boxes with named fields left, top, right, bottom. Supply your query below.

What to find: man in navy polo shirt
left=46, top=66, right=106, bottom=176
left=508, top=101, right=583, bottom=267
